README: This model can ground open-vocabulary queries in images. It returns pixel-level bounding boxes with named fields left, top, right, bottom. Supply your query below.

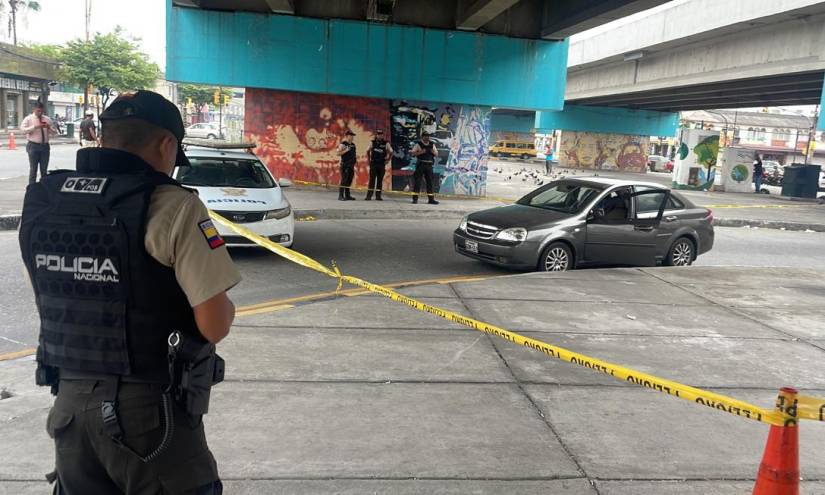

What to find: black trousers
left=366, top=162, right=385, bottom=198
left=413, top=162, right=435, bottom=198
left=47, top=379, right=221, bottom=494
left=339, top=164, right=355, bottom=198
left=27, top=142, right=50, bottom=184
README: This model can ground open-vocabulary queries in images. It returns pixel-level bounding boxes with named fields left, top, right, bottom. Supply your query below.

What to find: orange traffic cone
left=8, top=132, right=16, bottom=150
left=753, top=387, right=800, bottom=495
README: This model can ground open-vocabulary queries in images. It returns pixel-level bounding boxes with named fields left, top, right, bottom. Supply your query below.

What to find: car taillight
left=705, top=208, right=713, bottom=222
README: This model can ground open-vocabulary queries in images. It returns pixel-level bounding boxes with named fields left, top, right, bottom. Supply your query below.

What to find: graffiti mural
left=244, top=88, right=391, bottom=187
left=389, top=100, right=490, bottom=196
left=559, top=131, right=650, bottom=173
left=245, top=89, right=491, bottom=195
left=442, top=105, right=491, bottom=196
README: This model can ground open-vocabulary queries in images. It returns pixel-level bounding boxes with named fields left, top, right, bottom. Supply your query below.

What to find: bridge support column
left=535, top=105, right=678, bottom=173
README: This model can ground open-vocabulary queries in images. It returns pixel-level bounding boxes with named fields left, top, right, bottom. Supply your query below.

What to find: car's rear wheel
left=207, top=133, right=216, bottom=139
left=666, top=237, right=694, bottom=267
left=521, top=154, right=529, bottom=160
left=540, top=242, right=573, bottom=272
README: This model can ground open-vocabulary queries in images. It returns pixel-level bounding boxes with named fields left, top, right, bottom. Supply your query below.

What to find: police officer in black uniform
left=410, top=131, right=439, bottom=205
left=365, top=129, right=392, bottom=201
left=19, top=90, right=240, bottom=494
left=336, top=130, right=357, bottom=201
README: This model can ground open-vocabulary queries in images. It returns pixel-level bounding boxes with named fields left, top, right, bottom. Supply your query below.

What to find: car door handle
left=665, top=215, right=678, bottom=222
left=635, top=225, right=654, bottom=232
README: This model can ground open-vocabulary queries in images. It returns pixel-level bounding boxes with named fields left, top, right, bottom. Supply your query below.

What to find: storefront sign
left=0, top=76, right=44, bottom=92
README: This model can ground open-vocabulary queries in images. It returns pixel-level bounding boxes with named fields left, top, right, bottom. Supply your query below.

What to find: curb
left=712, top=218, right=825, bottom=232
left=293, top=208, right=475, bottom=221
left=2, top=211, right=824, bottom=232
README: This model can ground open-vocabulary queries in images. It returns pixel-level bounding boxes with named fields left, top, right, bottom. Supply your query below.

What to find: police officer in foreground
left=365, top=129, right=392, bottom=201
left=19, top=90, right=240, bottom=493
left=410, top=131, right=439, bottom=205
left=336, top=130, right=357, bottom=201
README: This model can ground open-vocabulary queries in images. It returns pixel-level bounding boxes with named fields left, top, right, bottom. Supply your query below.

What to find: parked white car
left=185, top=122, right=226, bottom=139
left=175, top=145, right=294, bottom=247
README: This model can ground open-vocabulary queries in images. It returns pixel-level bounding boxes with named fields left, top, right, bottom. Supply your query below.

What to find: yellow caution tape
left=210, top=210, right=825, bottom=427
left=705, top=203, right=813, bottom=209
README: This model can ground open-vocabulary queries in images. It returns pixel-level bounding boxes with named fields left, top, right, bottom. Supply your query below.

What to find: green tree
left=178, top=84, right=232, bottom=106
left=4, top=0, right=40, bottom=46
left=22, top=42, right=62, bottom=59
left=60, top=27, right=159, bottom=110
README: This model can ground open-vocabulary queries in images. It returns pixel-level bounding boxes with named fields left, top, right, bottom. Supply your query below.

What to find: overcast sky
left=5, top=0, right=166, bottom=68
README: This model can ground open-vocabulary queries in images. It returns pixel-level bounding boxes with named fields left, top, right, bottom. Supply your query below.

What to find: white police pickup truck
left=175, top=141, right=295, bottom=247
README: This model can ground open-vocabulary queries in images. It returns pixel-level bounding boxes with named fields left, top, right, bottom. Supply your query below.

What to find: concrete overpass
left=171, top=0, right=668, bottom=40
left=565, top=0, right=825, bottom=112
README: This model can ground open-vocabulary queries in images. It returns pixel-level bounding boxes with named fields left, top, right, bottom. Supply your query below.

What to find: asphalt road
left=0, top=143, right=79, bottom=180
left=2, top=221, right=824, bottom=355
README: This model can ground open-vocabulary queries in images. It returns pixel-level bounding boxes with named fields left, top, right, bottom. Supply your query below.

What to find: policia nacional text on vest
left=20, top=147, right=224, bottom=491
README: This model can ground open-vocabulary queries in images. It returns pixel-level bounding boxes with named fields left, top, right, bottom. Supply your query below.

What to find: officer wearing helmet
left=19, top=90, right=240, bottom=493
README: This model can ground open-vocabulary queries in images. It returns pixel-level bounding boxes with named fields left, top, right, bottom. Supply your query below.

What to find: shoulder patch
left=60, top=176, right=109, bottom=194
left=198, top=219, right=226, bottom=249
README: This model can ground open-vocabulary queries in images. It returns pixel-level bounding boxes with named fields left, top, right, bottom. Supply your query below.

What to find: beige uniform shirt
left=144, top=185, right=241, bottom=307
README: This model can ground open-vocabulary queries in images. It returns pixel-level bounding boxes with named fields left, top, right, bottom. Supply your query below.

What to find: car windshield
left=177, top=158, right=276, bottom=188
left=516, top=181, right=604, bottom=213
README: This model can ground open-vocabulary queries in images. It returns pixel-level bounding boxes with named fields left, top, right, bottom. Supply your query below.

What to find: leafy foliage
left=693, top=135, right=720, bottom=169
left=60, top=27, right=159, bottom=108
left=178, top=84, right=232, bottom=106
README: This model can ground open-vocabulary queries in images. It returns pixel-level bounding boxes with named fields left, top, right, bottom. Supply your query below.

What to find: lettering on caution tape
left=209, top=210, right=824, bottom=427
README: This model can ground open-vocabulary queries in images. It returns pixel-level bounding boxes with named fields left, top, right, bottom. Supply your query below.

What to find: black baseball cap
left=421, top=131, right=431, bottom=137
left=375, top=129, right=384, bottom=134
left=345, top=130, right=356, bottom=136
left=100, top=90, right=190, bottom=167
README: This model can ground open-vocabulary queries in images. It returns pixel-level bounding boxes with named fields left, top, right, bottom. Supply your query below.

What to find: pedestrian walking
left=365, top=129, right=392, bottom=200
left=336, top=130, right=357, bottom=201
left=79, top=110, right=98, bottom=147
left=21, top=101, right=57, bottom=184
left=544, top=144, right=554, bottom=175
left=19, top=90, right=239, bottom=493
left=410, top=131, right=439, bottom=205
left=753, top=152, right=764, bottom=193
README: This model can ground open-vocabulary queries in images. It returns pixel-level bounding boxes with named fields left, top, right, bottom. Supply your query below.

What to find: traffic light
left=78, top=94, right=84, bottom=104
left=187, top=97, right=192, bottom=106
left=223, top=94, right=230, bottom=105
left=213, top=90, right=220, bottom=105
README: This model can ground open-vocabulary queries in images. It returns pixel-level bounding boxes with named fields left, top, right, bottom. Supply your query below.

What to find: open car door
left=584, top=188, right=669, bottom=267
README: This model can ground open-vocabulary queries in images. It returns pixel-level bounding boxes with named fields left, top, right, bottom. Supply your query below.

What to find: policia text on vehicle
left=19, top=90, right=241, bottom=494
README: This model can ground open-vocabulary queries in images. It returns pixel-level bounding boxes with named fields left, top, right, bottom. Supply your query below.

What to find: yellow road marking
left=0, top=348, right=36, bottom=362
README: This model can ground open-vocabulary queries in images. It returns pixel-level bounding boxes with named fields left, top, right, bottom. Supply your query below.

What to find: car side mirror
left=588, top=208, right=605, bottom=222
left=278, top=178, right=293, bottom=188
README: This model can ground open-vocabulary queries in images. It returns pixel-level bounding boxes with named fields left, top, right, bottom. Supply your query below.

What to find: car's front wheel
left=207, top=133, right=216, bottom=139
left=666, top=237, right=694, bottom=267
left=540, top=242, right=573, bottom=272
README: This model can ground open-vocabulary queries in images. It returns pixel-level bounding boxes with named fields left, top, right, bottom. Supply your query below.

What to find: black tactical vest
left=369, top=139, right=387, bottom=164
left=341, top=142, right=357, bottom=167
left=19, top=148, right=204, bottom=383
left=417, top=140, right=435, bottom=163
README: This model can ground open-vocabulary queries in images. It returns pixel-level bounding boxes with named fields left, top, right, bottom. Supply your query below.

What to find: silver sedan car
left=454, top=178, right=714, bottom=271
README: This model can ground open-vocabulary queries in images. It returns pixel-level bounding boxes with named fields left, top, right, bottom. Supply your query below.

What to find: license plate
left=465, top=239, right=478, bottom=254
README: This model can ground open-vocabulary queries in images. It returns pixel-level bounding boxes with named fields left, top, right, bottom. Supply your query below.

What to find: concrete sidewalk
left=2, top=266, right=825, bottom=493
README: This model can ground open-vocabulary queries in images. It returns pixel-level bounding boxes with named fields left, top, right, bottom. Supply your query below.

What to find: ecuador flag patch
left=198, top=219, right=225, bottom=249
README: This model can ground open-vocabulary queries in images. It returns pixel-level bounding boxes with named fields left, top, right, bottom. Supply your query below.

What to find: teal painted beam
left=819, top=79, right=825, bottom=131
left=536, top=104, right=679, bottom=137
left=490, top=112, right=535, bottom=134
left=167, top=4, right=568, bottom=110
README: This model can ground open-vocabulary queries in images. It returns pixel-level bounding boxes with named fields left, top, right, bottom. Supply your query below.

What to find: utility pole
left=218, top=86, right=223, bottom=140
left=804, top=105, right=819, bottom=165
left=82, top=0, right=92, bottom=113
